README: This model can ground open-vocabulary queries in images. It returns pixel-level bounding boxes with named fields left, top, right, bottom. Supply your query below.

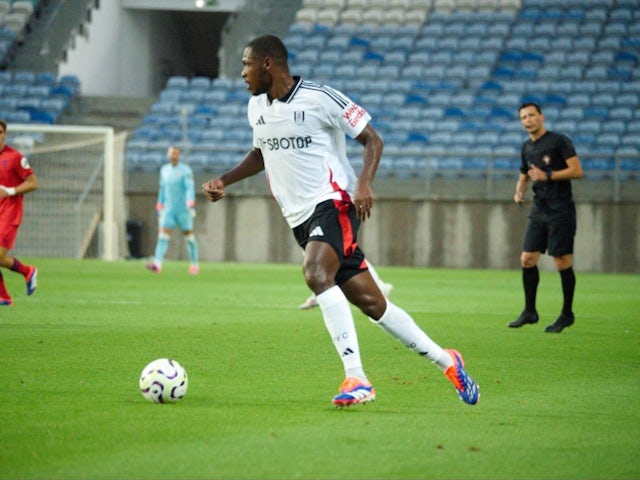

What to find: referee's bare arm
left=514, top=172, right=529, bottom=204
left=546, top=155, right=584, bottom=182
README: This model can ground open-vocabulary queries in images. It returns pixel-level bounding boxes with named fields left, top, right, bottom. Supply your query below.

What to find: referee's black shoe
left=544, top=312, right=575, bottom=333
left=508, top=310, right=539, bottom=328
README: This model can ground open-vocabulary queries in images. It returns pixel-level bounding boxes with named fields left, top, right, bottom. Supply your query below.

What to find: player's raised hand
left=202, top=178, right=225, bottom=202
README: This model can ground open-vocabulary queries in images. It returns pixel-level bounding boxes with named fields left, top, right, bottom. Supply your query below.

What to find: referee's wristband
left=1, top=186, right=16, bottom=196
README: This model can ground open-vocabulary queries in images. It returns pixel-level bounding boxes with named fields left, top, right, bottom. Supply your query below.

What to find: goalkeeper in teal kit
left=146, top=146, right=199, bottom=275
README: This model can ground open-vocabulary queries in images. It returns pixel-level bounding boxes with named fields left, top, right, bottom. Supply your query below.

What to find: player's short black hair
left=518, top=102, right=542, bottom=114
left=246, top=35, right=289, bottom=66
left=0, top=119, right=6, bottom=132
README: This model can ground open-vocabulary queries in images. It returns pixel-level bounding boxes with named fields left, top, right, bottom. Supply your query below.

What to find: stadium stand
left=125, top=0, right=640, bottom=182
left=0, top=69, right=79, bottom=133
left=0, top=0, right=79, bottom=143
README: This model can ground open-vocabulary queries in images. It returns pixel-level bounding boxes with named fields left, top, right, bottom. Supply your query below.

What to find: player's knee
left=520, top=252, right=537, bottom=268
left=357, top=294, right=386, bottom=320
left=302, top=264, right=334, bottom=293
left=554, top=255, right=572, bottom=270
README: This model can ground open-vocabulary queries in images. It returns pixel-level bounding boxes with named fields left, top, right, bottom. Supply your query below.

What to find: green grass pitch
left=1, top=259, right=638, bottom=479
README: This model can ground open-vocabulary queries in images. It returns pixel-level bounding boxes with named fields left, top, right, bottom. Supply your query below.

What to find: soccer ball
left=139, top=358, right=188, bottom=403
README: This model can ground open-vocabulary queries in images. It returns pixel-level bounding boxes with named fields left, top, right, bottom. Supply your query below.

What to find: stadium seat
left=316, top=8, right=340, bottom=26
left=583, top=107, right=608, bottom=121
left=190, top=76, right=210, bottom=90
left=608, top=107, right=634, bottom=121
left=404, top=9, right=427, bottom=27
left=166, top=76, right=189, bottom=90
left=11, top=1, right=34, bottom=16
left=294, top=7, right=317, bottom=24
left=340, top=8, right=362, bottom=25
left=13, top=70, right=35, bottom=85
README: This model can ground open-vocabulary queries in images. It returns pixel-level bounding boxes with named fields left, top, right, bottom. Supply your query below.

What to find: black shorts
left=293, top=199, right=368, bottom=285
left=523, top=200, right=576, bottom=257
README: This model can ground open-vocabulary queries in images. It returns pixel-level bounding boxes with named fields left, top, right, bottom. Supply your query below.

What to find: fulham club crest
left=294, top=111, right=305, bottom=125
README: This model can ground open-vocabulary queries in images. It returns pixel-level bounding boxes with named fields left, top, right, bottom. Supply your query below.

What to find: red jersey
left=0, top=145, right=33, bottom=226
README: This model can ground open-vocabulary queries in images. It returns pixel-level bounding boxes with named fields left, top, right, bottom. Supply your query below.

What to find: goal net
left=7, top=124, right=127, bottom=260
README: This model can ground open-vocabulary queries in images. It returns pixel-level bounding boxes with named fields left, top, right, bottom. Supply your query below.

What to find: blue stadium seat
left=190, top=76, right=210, bottom=90
left=583, top=106, right=608, bottom=121
left=560, top=106, right=584, bottom=120
left=26, top=85, right=50, bottom=97
left=608, top=67, right=632, bottom=81
left=185, top=153, right=211, bottom=173
left=601, top=120, right=626, bottom=135
left=166, top=76, right=189, bottom=90
left=13, top=70, right=35, bottom=85
left=620, top=134, right=640, bottom=149
left=132, top=151, right=162, bottom=172
left=591, top=92, right=615, bottom=107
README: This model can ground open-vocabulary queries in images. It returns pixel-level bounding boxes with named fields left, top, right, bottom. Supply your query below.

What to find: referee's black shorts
left=293, top=199, right=368, bottom=285
left=523, top=200, right=576, bottom=257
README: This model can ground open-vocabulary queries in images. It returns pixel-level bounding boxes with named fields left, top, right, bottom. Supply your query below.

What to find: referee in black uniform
left=509, top=103, right=584, bottom=333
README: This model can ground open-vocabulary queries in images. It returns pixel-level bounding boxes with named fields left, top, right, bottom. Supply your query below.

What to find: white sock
left=373, top=301, right=453, bottom=372
left=316, top=285, right=367, bottom=382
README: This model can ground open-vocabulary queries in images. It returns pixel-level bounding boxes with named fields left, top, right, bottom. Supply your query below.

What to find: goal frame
left=11, top=123, right=121, bottom=260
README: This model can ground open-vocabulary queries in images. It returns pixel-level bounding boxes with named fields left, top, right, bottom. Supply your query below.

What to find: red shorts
left=0, top=221, right=19, bottom=250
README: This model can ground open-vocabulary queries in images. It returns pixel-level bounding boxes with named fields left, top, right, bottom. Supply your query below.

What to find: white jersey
left=247, top=77, right=371, bottom=228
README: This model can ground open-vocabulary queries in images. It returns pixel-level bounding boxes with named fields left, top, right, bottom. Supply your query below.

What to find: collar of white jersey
left=272, top=76, right=302, bottom=104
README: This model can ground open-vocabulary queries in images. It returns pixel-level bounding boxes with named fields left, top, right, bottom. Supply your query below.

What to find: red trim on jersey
left=328, top=167, right=351, bottom=203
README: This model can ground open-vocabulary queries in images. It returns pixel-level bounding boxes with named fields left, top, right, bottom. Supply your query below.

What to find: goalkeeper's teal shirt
left=157, top=162, right=195, bottom=212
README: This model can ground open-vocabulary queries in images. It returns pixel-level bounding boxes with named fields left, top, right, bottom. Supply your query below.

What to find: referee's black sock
left=560, top=267, right=576, bottom=314
left=523, top=266, right=539, bottom=312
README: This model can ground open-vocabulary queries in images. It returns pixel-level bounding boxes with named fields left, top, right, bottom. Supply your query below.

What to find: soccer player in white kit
left=202, top=35, right=479, bottom=407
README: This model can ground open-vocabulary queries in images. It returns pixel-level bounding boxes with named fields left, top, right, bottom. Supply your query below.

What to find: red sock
left=10, top=258, right=30, bottom=277
left=0, top=271, right=10, bottom=299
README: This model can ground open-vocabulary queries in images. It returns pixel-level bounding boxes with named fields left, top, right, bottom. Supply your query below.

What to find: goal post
left=8, top=123, right=127, bottom=261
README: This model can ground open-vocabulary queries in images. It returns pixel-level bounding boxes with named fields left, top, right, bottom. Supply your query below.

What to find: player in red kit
left=0, top=120, right=39, bottom=306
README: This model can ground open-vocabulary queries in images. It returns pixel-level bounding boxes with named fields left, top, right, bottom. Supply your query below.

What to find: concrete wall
left=58, top=4, right=226, bottom=96
left=127, top=193, right=640, bottom=273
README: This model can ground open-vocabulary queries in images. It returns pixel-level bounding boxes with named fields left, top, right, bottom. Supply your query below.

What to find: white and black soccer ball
left=139, top=358, right=188, bottom=403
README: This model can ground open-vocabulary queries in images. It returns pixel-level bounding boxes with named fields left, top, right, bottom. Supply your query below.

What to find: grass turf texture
left=1, top=259, right=638, bottom=480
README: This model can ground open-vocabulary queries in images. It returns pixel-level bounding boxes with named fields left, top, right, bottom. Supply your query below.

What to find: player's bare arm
left=353, top=124, right=383, bottom=221
left=0, top=173, right=38, bottom=198
left=202, top=148, right=265, bottom=202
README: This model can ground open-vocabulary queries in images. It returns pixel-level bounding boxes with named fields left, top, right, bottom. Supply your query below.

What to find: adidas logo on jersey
left=309, top=226, right=324, bottom=237
left=255, top=116, right=265, bottom=125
